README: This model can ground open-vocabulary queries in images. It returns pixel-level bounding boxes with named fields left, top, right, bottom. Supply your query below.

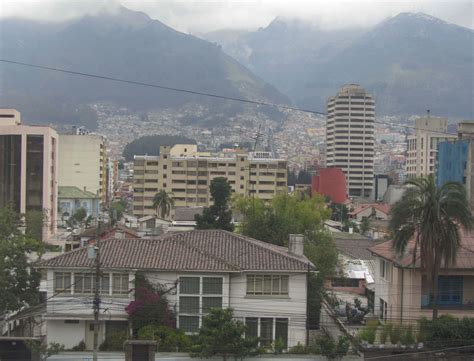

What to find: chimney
left=288, top=234, right=304, bottom=256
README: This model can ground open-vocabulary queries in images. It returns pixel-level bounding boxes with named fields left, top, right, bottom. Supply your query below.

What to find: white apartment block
left=0, top=109, right=58, bottom=240
left=326, top=84, right=375, bottom=198
left=58, top=133, right=108, bottom=207
left=406, top=116, right=456, bottom=178
left=132, top=144, right=287, bottom=218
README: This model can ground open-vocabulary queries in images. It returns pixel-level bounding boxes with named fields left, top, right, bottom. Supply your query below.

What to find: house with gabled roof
left=38, top=230, right=313, bottom=350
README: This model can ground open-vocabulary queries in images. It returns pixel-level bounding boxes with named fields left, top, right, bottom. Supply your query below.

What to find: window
left=178, top=276, right=223, bottom=333
left=275, top=319, right=289, bottom=348
left=332, top=278, right=359, bottom=287
left=438, top=276, right=463, bottom=305
left=112, top=273, right=129, bottom=295
left=246, top=275, right=289, bottom=296
left=74, top=273, right=109, bottom=294
left=54, top=272, right=71, bottom=292
left=380, top=259, right=390, bottom=280
left=245, top=318, right=258, bottom=339
left=260, top=318, right=273, bottom=346
left=379, top=298, right=388, bottom=320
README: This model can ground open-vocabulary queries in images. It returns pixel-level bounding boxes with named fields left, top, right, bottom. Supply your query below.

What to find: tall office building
left=0, top=109, right=58, bottom=240
left=406, top=115, right=456, bottom=178
left=58, top=132, right=108, bottom=207
left=326, top=84, right=375, bottom=198
left=132, top=144, right=288, bottom=218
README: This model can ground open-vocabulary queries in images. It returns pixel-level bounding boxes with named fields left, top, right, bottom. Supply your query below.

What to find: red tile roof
left=40, top=230, right=313, bottom=272
left=350, top=203, right=391, bottom=216
left=369, top=231, right=474, bottom=269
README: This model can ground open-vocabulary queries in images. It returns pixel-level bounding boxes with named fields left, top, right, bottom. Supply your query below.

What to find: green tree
left=72, top=207, right=87, bottom=223
left=0, top=206, right=41, bottom=314
left=109, top=199, right=127, bottom=225
left=152, top=190, right=175, bottom=219
left=190, top=308, right=258, bottom=361
left=195, top=177, right=234, bottom=231
left=390, top=176, right=473, bottom=320
left=25, top=210, right=45, bottom=242
left=315, top=334, right=350, bottom=360
left=360, top=217, right=371, bottom=236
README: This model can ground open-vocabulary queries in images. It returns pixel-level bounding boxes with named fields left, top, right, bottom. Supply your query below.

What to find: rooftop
left=58, top=186, right=98, bottom=199
left=41, top=230, right=313, bottom=272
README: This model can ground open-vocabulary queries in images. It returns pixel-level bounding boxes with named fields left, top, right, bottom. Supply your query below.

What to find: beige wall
left=58, top=134, right=108, bottom=206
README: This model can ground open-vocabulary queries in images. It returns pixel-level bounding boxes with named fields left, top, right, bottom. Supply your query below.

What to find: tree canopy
left=122, top=135, right=196, bottom=161
left=153, top=190, right=174, bottom=219
left=195, top=177, right=234, bottom=231
left=390, top=176, right=473, bottom=319
left=0, top=206, right=41, bottom=314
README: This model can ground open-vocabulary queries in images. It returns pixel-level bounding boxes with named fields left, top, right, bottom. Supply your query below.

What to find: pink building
left=0, top=109, right=58, bottom=240
left=312, top=167, right=347, bottom=204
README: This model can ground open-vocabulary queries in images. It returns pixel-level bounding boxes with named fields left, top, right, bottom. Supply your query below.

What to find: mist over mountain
left=0, top=6, right=289, bottom=128
left=204, top=13, right=474, bottom=118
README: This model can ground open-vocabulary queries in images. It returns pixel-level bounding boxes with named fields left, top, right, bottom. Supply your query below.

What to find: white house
left=39, top=230, right=312, bottom=350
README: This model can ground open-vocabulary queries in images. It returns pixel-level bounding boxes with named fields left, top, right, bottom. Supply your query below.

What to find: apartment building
left=58, top=132, right=108, bottom=207
left=0, top=109, right=58, bottom=240
left=132, top=144, right=287, bottom=218
left=326, top=84, right=375, bottom=198
left=406, top=115, right=456, bottom=178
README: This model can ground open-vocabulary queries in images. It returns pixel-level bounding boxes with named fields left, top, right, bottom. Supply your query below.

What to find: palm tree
left=152, top=190, right=174, bottom=219
left=390, top=175, right=473, bottom=320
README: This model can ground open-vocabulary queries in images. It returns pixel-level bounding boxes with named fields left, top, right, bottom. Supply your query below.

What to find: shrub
left=138, top=325, right=191, bottom=352
left=315, top=335, right=350, bottom=360
left=99, top=331, right=127, bottom=351
left=273, top=338, right=285, bottom=354
left=70, top=340, right=86, bottom=351
left=288, top=342, right=308, bottom=354
left=379, top=323, right=392, bottom=344
left=390, top=325, right=402, bottom=344
left=418, top=315, right=474, bottom=346
left=401, top=325, right=416, bottom=345
left=359, top=320, right=378, bottom=344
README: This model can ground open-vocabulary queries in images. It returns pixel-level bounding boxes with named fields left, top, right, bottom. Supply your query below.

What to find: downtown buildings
left=0, top=109, right=58, bottom=240
left=132, top=144, right=288, bottom=218
left=325, top=84, right=375, bottom=198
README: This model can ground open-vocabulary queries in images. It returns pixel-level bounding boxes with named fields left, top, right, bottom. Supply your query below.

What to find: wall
left=47, top=320, right=87, bottom=349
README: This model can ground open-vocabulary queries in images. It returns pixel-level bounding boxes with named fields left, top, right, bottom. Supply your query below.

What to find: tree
left=329, top=203, right=349, bottom=223
left=72, top=207, right=87, bottom=223
left=234, top=193, right=330, bottom=246
left=25, top=210, right=45, bottom=242
left=296, top=169, right=312, bottom=184
left=195, top=177, right=234, bottom=231
left=109, top=199, right=127, bottom=225
left=0, top=206, right=41, bottom=314
left=315, top=334, right=350, bottom=361
left=190, top=308, right=258, bottom=361
left=390, top=176, right=473, bottom=320
left=360, top=217, right=371, bottom=236
left=152, top=190, right=175, bottom=219
left=26, top=341, right=64, bottom=361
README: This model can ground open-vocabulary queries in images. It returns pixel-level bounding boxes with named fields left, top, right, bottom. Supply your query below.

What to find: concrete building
left=311, top=167, right=347, bottom=204
left=326, top=84, right=375, bottom=198
left=39, top=230, right=312, bottom=350
left=132, top=144, right=287, bottom=218
left=58, top=186, right=100, bottom=225
left=436, top=121, right=474, bottom=209
left=406, top=115, right=456, bottom=178
left=0, top=109, right=58, bottom=240
left=58, top=133, right=108, bottom=207
left=373, top=174, right=389, bottom=201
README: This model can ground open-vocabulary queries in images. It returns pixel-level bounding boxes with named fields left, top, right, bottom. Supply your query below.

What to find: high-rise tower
left=326, top=84, right=375, bottom=198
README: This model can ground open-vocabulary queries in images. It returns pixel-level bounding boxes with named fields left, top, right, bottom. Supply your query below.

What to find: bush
left=70, top=340, right=86, bottom=351
left=418, top=315, right=474, bottom=346
left=99, top=331, right=127, bottom=351
left=390, top=325, right=402, bottom=345
left=379, top=323, right=392, bottom=344
left=359, top=320, right=378, bottom=344
left=314, top=335, right=350, bottom=360
left=288, top=342, right=308, bottom=354
left=401, top=325, right=416, bottom=345
left=138, top=325, right=191, bottom=352
left=273, top=338, right=285, bottom=354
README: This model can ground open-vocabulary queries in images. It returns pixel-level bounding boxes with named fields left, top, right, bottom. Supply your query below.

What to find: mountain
left=204, top=13, right=474, bottom=118
left=0, top=6, right=289, bottom=128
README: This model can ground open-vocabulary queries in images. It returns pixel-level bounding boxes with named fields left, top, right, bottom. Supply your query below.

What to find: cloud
left=0, top=0, right=472, bottom=32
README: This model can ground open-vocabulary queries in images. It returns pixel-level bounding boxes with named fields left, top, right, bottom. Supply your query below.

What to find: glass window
left=180, top=277, right=200, bottom=294
left=75, top=273, right=93, bottom=294
left=54, top=272, right=71, bottom=293
left=179, top=296, right=200, bottom=313
left=245, top=318, right=258, bottom=339
left=179, top=316, right=199, bottom=333
left=275, top=319, right=288, bottom=348
left=246, top=275, right=289, bottom=296
left=202, top=278, right=223, bottom=294
left=202, top=297, right=222, bottom=313
left=112, top=273, right=129, bottom=295
left=260, top=318, right=273, bottom=346
left=438, top=276, right=463, bottom=305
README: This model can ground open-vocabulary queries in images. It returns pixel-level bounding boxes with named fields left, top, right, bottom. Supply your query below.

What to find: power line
left=0, top=58, right=459, bottom=137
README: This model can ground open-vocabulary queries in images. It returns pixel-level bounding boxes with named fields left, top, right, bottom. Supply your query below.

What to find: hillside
left=205, top=13, right=474, bottom=118
left=0, top=6, right=289, bottom=128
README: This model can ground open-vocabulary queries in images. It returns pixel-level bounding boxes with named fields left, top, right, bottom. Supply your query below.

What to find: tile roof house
left=369, top=232, right=474, bottom=323
left=38, top=230, right=313, bottom=350
left=349, top=203, right=391, bottom=221
left=58, top=186, right=100, bottom=226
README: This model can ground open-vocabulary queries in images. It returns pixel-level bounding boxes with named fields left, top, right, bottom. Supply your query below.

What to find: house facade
left=58, top=186, right=100, bottom=225
left=369, top=234, right=474, bottom=324
left=39, top=230, right=312, bottom=350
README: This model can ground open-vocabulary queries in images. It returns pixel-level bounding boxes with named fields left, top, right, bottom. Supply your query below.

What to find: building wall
left=325, top=84, right=375, bottom=198
left=312, top=168, right=347, bottom=204
left=58, top=197, right=99, bottom=220
left=132, top=145, right=288, bottom=218
left=47, top=320, right=87, bottom=349
left=58, top=134, right=108, bottom=206
left=0, top=118, right=58, bottom=240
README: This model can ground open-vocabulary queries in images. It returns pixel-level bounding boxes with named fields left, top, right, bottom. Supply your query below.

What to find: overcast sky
left=1, top=0, right=473, bottom=33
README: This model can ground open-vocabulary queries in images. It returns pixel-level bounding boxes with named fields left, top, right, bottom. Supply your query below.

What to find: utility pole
left=92, top=220, right=102, bottom=361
